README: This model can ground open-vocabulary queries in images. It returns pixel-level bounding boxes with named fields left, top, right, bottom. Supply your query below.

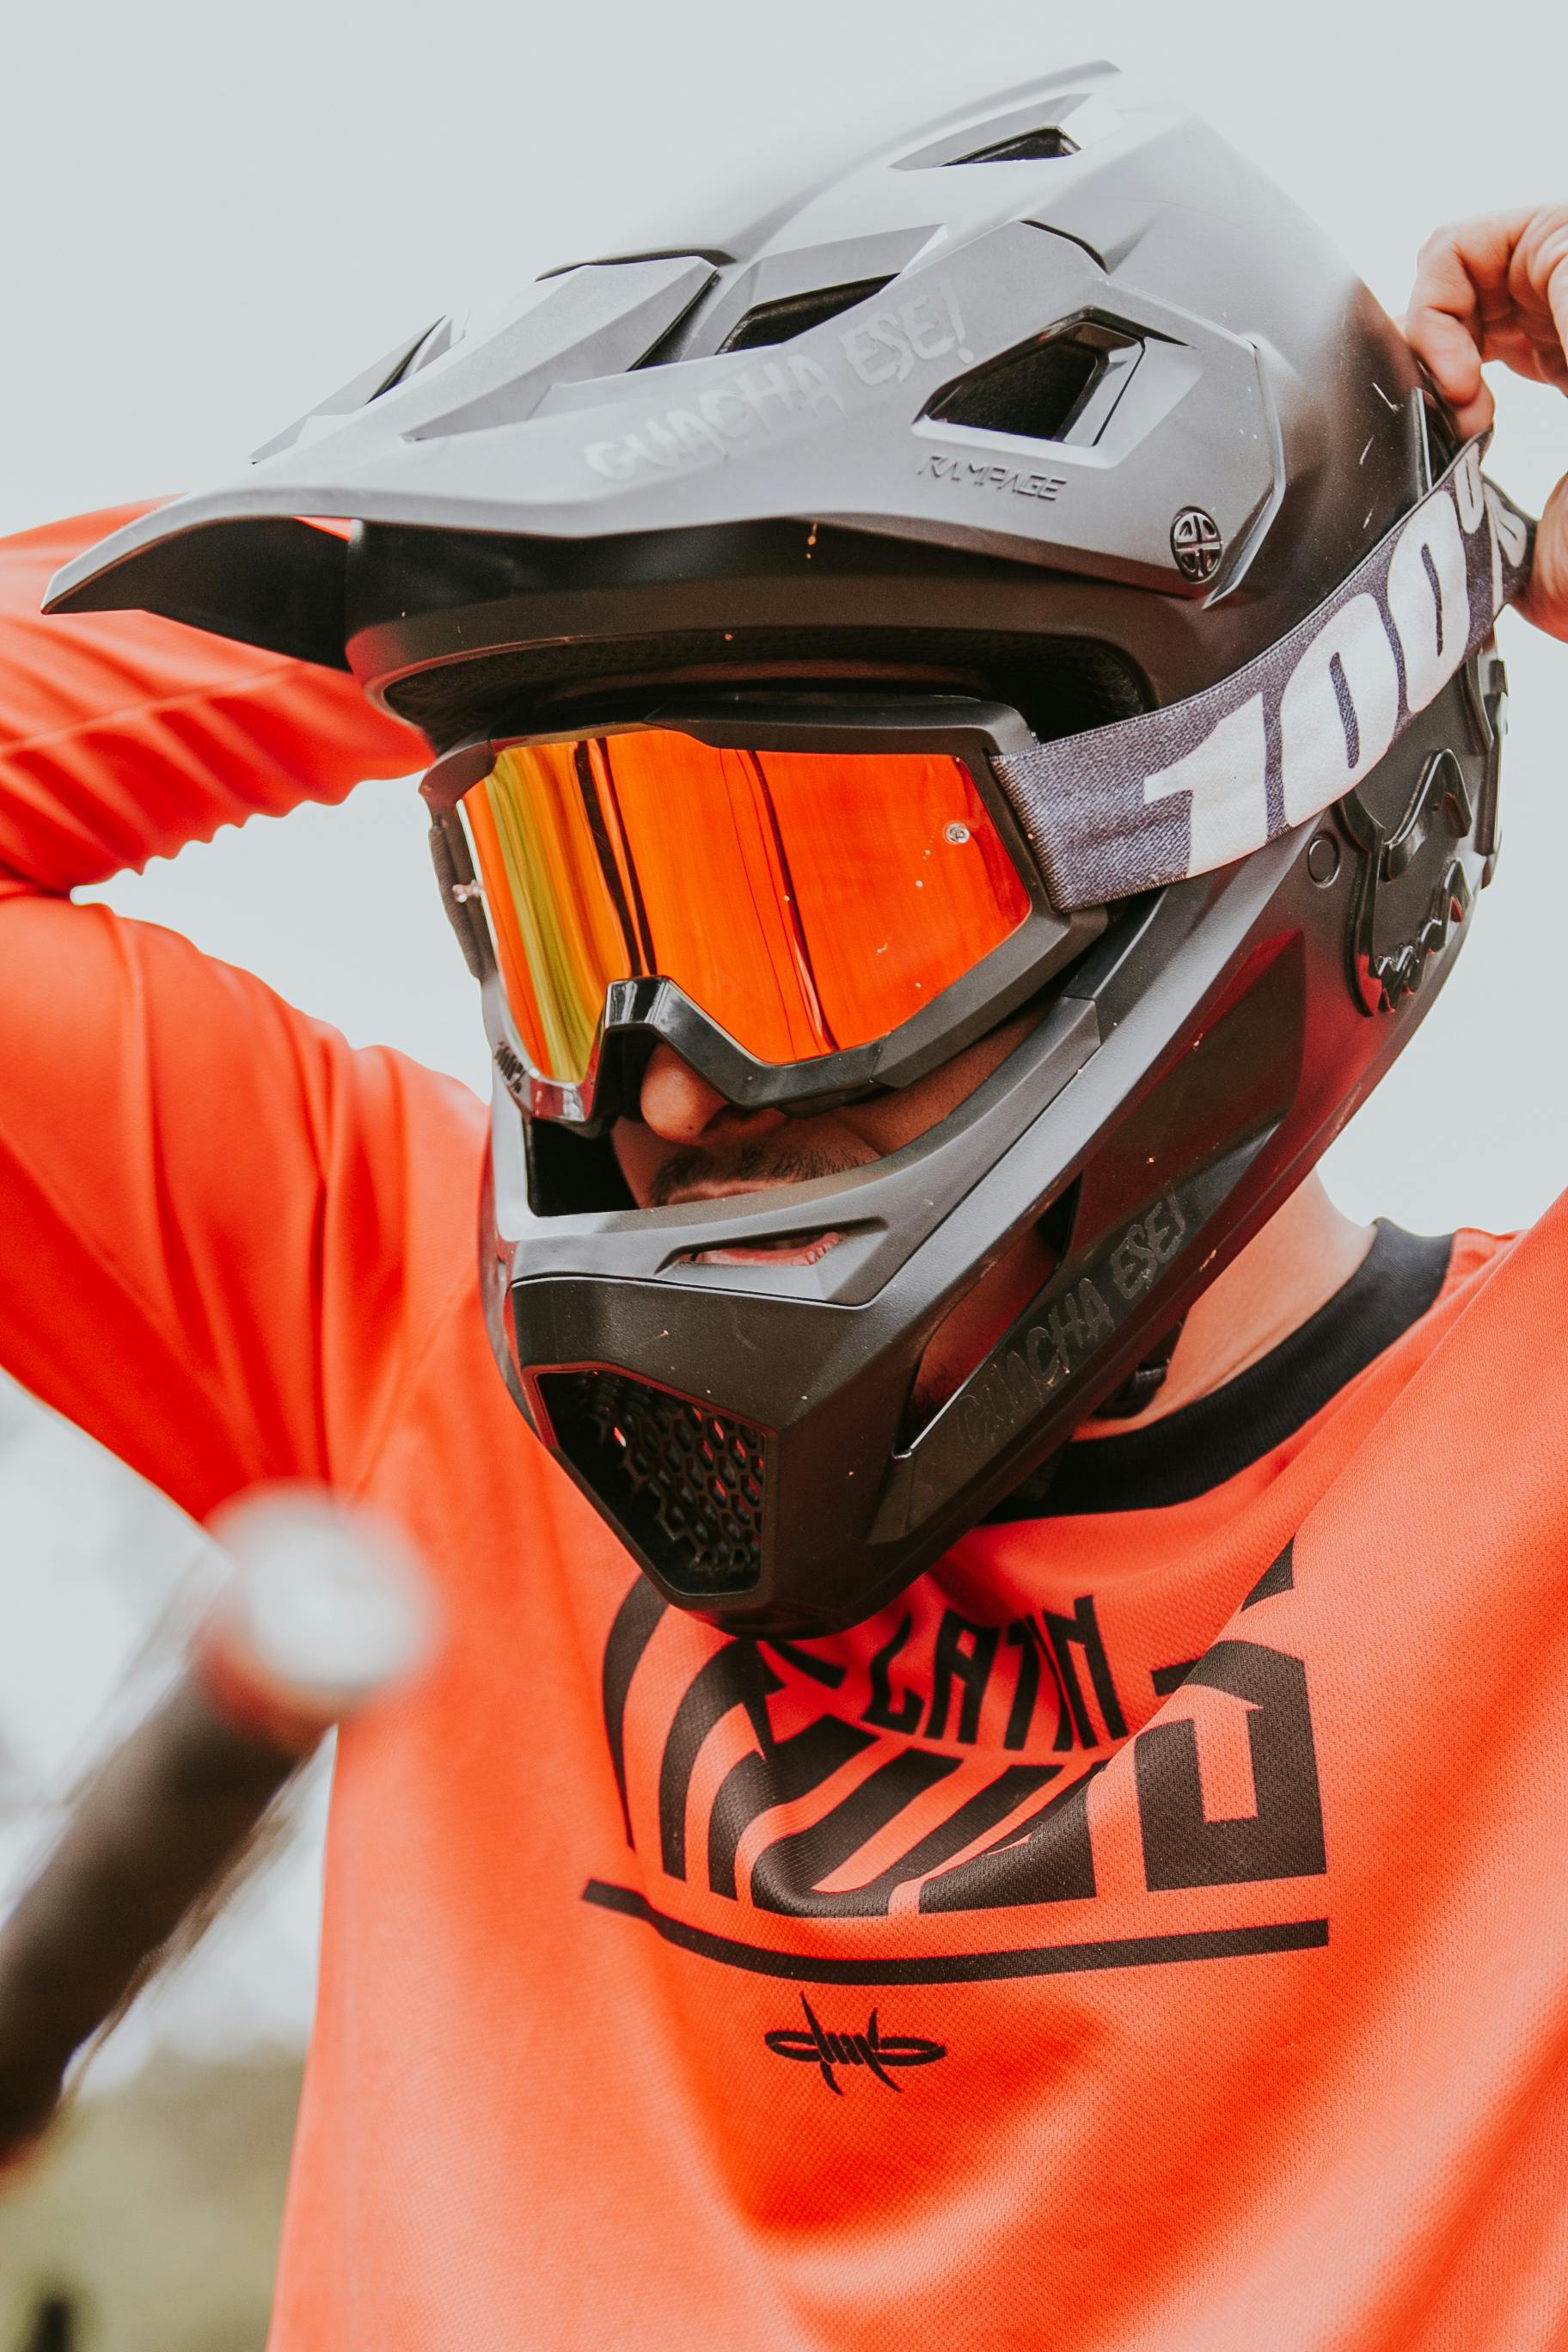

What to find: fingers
left=1411, top=205, right=1568, bottom=648
left=1518, top=472, right=1568, bottom=644
left=1411, top=211, right=1536, bottom=321
left=1512, top=207, right=1568, bottom=388
left=1406, top=213, right=1534, bottom=435
left=1403, top=303, right=1492, bottom=433
left=1405, top=208, right=1568, bottom=434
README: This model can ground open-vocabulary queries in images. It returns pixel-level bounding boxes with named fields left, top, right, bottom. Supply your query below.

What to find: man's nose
left=636, top=1043, right=788, bottom=1148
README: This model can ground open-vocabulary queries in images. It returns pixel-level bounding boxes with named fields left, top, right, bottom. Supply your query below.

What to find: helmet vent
left=928, top=332, right=1105, bottom=444
left=944, top=126, right=1078, bottom=165
left=925, top=320, right=1142, bottom=449
left=720, top=278, right=896, bottom=353
left=539, top=1370, right=768, bottom=1597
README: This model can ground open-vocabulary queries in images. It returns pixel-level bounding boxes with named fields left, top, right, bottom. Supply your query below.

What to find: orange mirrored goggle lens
left=460, top=730, right=1030, bottom=1087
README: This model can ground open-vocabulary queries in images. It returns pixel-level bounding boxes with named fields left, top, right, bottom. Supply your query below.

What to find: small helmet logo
left=1171, top=507, right=1224, bottom=583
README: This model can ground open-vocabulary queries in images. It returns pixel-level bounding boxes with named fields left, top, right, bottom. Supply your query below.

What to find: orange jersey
left=5, top=513, right=1568, bottom=2351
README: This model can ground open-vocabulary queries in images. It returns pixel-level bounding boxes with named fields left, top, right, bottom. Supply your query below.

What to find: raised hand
left=1404, top=205, right=1568, bottom=640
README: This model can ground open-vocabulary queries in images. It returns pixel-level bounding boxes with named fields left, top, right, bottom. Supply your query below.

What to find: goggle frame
left=421, top=693, right=1102, bottom=1134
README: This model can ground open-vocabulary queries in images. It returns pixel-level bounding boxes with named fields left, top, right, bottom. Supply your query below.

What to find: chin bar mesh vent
left=539, top=1371, right=768, bottom=1596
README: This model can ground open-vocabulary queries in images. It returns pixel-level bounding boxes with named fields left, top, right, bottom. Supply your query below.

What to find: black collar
left=988, top=1221, right=1453, bottom=1521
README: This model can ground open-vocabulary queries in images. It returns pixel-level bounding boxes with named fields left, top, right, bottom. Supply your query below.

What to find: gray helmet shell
left=46, top=65, right=1502, bottom=1638
left=51, top=60, right=1424, bottom=734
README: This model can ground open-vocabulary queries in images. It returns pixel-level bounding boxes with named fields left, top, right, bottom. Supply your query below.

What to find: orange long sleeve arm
left=0, top=505, right=426, bottom=893
left=0, top=505, right=484, bottom=1522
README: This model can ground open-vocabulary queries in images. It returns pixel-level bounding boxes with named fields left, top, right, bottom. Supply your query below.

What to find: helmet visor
left=458, top=729, right=1030, bottom=1087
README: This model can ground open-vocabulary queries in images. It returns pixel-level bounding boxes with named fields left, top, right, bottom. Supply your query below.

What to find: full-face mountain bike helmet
left=50, top=62, right=1532, bottom=1637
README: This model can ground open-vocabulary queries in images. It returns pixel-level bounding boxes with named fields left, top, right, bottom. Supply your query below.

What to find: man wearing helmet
left=2, top=65, right=1567, bottom=2350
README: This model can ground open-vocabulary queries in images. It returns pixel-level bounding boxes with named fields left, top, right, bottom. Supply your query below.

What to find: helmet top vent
left=928, top=328, right=1114, bottom=445
left=720, top=277, right=896, bottom=353
left=945, top=126, right=1079, bottom=165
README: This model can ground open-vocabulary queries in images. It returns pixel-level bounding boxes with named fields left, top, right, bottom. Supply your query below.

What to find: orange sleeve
left=0, top=505, right=481, bottom=1521
left=0, top=504, right=424, bottom=894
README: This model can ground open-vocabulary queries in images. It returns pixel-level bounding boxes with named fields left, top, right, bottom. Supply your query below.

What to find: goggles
left=424, top=699, right=1096, bottom=1130
left=423, top=439, right=1534, bottom=1135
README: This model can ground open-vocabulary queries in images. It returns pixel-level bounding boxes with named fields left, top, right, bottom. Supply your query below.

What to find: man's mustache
left=646, top=1140, right=864, bottom=1209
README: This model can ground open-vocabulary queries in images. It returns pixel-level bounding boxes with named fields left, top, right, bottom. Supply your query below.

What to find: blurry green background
left=0, top=2057, right=299, bottom=2352
left=0, top=1381, right=328, bottom=2351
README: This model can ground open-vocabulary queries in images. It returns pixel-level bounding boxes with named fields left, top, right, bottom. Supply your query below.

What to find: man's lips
left=659, top=1177, right=845, bottom=1206
left=689, top=1233, right=846, bottom=1269
left=663, top=1182, right=846, bottom=1269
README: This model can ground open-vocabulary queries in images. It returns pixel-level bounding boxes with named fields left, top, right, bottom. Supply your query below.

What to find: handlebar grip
left=0, top=1684, right=299, bottom=2154
left=0, top=1491, right=434, bottom=2165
